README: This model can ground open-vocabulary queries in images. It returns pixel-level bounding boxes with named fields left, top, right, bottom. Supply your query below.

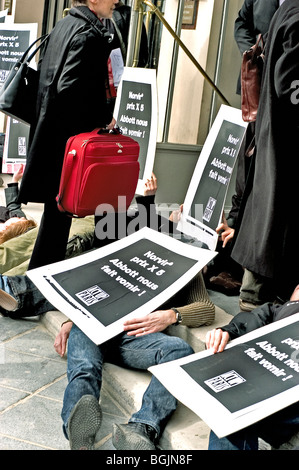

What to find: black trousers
left=28, top=198, right=72, bottom=270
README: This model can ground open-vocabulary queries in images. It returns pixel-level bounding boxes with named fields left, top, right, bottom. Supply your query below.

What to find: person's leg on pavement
left=0, top=274, right=54, bottom=317
left=208, top=429, right=258, bottom=450
left=61, top=324, right=106, bottom=450
left=28, top=198, right=72, bottom=270
left=257, top=402, right=299, bottom=449
left=110, top=332, right=194, bottom=449
left=239, top=268, right=276, bottom=311
left=208, top=402, right=299, bottom=450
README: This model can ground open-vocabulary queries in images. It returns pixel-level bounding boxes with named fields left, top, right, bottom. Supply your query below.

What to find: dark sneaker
left=112, top=422, right=157, bottom=450
left=68, top=395, right=102, bottom=450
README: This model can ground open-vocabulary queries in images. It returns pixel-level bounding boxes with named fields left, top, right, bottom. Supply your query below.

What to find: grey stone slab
left=37, top=375, right=67, bottom=401
left=0, top=435, right=45, bottom=450
left=0, top=385, right=29, bottom=412
left=0, top=348, right=66, bottom=392
left=5, top=326, right=65, bottom=361
left=0, top=395, right=69, bottom=450
left=0, top=315, right=40, bottom=342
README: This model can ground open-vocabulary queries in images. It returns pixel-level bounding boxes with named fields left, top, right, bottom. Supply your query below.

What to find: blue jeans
left=208, top=401, right=299, bottom=450
left=0, top=275, right=54, bottom=317
left=62, top=324, right=193, bottom=439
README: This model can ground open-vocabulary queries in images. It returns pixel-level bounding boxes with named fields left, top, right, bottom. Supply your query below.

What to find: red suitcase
left=56, top=128, right=140, bottom=217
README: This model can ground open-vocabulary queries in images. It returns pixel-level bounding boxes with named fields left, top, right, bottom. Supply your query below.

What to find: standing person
left=17, top=0, right=118, bottom=270
left=103, top=0, right=149, bottom=113
left=231, top=0, right=299, bottom=307
left=234, top=0, right=280, bottom=95
left=225, top=1, right=281, bottom=310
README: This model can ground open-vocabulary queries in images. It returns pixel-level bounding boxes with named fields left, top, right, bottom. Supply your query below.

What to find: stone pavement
left=0, top=313, right=132, bottom=450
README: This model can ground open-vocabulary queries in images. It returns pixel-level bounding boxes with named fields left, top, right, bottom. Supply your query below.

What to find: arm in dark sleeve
left=135, top=194, right=156, bottom=229
left=274, top=22, right=299, bottom=122
left=220, top=302, right=275, bottom=340
left=5, top=183, right=27, bottom=218
left=234, top=0, right=256, bottom=54
left=135, top=195, right=178, bottom=235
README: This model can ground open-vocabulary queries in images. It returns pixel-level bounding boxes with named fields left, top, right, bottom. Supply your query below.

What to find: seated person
left=0, top=166, right=95, bottom=276
left=0, top=166, right=37, bottom=245
left=0, top=176, right=215, bottom=450
left=0, top=173, right=215, bottom=323
left=206, top=284, right=299, bottom=450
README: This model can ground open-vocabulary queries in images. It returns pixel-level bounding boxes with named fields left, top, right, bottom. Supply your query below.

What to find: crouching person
left=205, top=284, right=299, bottom=450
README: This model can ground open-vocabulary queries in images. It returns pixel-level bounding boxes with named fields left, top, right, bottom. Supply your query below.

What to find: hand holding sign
left=206, top=328, right=230, bottom=353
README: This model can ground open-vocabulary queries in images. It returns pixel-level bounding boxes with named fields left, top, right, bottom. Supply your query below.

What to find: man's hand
left=54, top=321, right=73, bottom=357
left=206, top=328, right=230, bottom=353
left=144, top=172, right=157, bottom=196
left=216, top=213, right=235, bottom=248
left=123, top=309, right=177, bottom=337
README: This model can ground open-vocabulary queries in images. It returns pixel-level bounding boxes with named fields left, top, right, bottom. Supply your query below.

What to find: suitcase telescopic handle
left=95, top=126, right=122, bottom=135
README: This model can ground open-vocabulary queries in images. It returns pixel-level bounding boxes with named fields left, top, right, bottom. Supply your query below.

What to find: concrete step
left=41, top=305, right=232, bottom=450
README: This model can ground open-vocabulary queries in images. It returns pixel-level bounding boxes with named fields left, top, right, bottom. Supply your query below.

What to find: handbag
left=56, top=128, right=140, bottom=218
left=0, top=34, right=49, bottom=125
left=241, top=34, right=265, bottom=122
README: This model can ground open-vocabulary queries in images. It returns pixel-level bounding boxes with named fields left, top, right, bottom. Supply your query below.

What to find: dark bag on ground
left=0, top=34, right=48, bottom=125
left=241, top=34, right=265, bottom=122
left=56, top=128, right=140, bottom=218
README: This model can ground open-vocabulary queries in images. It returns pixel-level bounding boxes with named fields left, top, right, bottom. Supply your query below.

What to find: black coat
left=18, top=6, right=113, bottom=204
left=234, top=0, right=279, bottom=94
left=232, top=0, right=299, bottom=300
left=111, top=4, right=148, bottom=66
left=221, top=299, right=299, bottom=340
left=235, top=0, right=280, bottom=54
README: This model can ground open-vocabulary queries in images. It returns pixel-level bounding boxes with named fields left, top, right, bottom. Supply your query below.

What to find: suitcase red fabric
left=56, top=128, right=140, bottom=217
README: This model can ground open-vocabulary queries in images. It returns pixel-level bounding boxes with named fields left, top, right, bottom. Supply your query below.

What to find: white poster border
left=177, top=105, right=247, bottom=251
left=28, top=227, right=216, bottom=346
left=149, top=313, right=299, bottom=438
left=113, top=67, right=158, bottom=195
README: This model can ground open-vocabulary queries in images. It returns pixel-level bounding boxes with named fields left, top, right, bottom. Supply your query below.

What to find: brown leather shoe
left=209, top=272, right=241, bottom=296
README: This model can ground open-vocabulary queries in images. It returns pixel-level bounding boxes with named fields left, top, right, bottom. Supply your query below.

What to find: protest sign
left=0, top=23, right=37, bottom=88
left=114, top=67, right=157, bottom=195
left=177, top=105, right=247, bottom=250
left=0, top=23, right=37, bottom=173
left=28, top=227, right=216, bottom=345
left=2, top=117, right=29, bottom=173
left=149, top=313, right=299, bottom=438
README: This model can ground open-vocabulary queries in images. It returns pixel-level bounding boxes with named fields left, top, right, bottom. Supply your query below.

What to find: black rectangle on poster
left=189, top=120, right=245, bottom=231
left=51, top=238, right=197, bottom=327
left=181, top=322, right=299, bottom=414
left=0, top=29, right=30, bottom=85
